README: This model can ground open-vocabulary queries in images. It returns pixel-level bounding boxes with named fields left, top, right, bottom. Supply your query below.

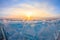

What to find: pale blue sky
left=0, top=0, right=60, bottom=17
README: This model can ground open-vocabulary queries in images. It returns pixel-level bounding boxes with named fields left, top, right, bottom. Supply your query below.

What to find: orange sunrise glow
left=1, top=3, right=58, bottom=20
left=5, top=7, right=56, bottom=18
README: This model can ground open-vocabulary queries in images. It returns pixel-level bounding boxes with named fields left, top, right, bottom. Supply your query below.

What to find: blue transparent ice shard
left=0, top=19, right=60, bottom=40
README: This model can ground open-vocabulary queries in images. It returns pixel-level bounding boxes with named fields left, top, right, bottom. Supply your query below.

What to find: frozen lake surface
left=0, top=19, right=60, bottom=40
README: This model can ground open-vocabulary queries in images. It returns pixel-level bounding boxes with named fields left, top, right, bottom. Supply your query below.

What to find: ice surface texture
left=0, top=19, right=60, bottom=40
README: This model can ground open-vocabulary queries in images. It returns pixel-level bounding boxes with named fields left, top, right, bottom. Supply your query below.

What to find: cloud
left=0, top=2, right=58, bottom=18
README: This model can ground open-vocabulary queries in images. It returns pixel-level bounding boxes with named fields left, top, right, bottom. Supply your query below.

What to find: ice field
left=0, top=19, right=60, bottom=40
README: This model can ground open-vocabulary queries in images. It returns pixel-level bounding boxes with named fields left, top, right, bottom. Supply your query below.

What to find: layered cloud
left=0, top=0, right=60, bottom=18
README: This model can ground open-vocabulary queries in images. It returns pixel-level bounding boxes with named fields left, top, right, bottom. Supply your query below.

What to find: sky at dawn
left=0, top=0, right=60, bottom=18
